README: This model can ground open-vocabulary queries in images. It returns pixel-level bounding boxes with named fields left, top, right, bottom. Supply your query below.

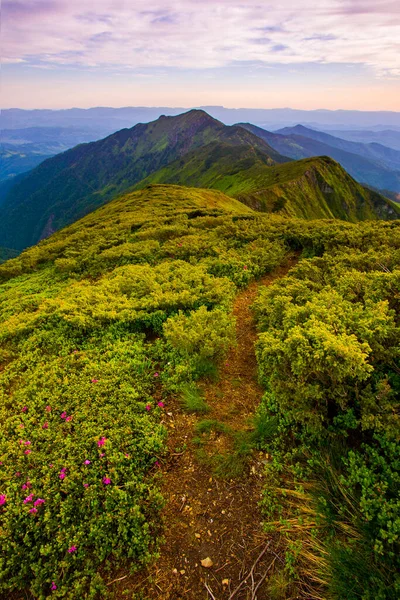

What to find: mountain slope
left=277, top=124, right=400, bottom=171
left=0, top=110, right=286, bottom=251
left=137, top=145, right=400, bottom=222
left=241, top=123, right=400, bottom=194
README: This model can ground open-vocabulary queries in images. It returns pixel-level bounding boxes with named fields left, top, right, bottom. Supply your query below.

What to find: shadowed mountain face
left=0, top=110, right=287, bottom=251
left=241, top=123, right=400, bottom=194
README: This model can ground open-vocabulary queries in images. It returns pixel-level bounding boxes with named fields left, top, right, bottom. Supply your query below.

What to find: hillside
left=138, top=145, right=400, bottom=221
left=0, top=181, right=399, bottom=599
left=241, top=123, right=400, bottom=194
left=0, top=110, right=285, bottom=251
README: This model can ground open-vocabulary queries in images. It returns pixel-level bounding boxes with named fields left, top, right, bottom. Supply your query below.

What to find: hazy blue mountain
left=326, top=129, right=400, bottom=151
left=241, top=123, right=400, bottom=193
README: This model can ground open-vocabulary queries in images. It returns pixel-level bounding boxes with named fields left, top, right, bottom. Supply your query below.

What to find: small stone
left=222, top=579, right=230, bottom=586
left=221, top=510, right=226, bottom=514
left=172, top=568, right=178, bottom=575
left=195, top=533, right=201, bottom=539
left=201, top=557, right=213, bottom=568
left=180, top=569, right=186, bottom=575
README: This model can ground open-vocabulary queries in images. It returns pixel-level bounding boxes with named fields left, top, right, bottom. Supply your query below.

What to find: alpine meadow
left=1, top=2, right=400, bottom=600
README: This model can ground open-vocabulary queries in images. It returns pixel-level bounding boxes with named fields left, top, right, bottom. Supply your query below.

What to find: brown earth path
left=114, top=258, right=297, bottom=600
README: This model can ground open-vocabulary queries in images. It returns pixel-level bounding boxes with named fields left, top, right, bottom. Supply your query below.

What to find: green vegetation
left=253, top=222, right=400, bottom=598
left=0, top=184, right=287, bottom=597
left=0, top=177, right=399, bottom=598
left=179, top=383, right=210, bottom=414
left=140, top=148, right=399, bottom=221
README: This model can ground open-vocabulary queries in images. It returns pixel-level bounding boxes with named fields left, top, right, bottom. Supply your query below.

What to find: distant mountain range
left=0, top=110, right=398, bottom=252
left=241, top=123, right=400, bottom=194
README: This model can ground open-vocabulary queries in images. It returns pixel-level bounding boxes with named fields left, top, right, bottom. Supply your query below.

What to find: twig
left=228, top=541, right=271, bottom=599
left=215, top=561, right=230, bottom=573
left=106, top=574, right=128, bottom=586
left=204, top=581, right=217, bottom=600
left=251, top=557, right=277, bottom=599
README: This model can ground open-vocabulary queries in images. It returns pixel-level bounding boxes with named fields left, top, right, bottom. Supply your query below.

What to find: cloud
left=2, top=0, right=400, bottom=78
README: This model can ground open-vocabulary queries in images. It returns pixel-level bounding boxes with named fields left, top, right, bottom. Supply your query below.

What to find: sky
left=2, top=0, right=400, bottom=110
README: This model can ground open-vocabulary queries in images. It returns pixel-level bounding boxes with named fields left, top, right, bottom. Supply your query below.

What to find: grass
left=180, top=383, right=210, bottom=414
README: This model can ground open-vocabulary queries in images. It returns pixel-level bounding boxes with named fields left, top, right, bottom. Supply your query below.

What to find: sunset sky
left=3, top=0, right=400, bottom=110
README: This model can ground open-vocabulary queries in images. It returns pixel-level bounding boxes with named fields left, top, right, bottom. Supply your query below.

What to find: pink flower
left=24, top=449, right=32, bottom=455
left=145, top=404, right=151, bottom=411
left=59, top=472, right=66, bottom=480
left=73, top=350, right=78, bottom=354
left=83, top=483, right=89, bottom=488
left=67, top=545, right=77, bottom=553
left=155, top=461, right=160, bottom=468
left=243, top=265, right=248, bottom=270
left=65, top=416, right=72, bottom=422
left=15, top=472, right=21, bottom=477
left=23, top=494, right=34, bottom=504
left=49, top=464, right=54, bottom=468
left=34, top=498, right=45, bottom=506
left=102, top=477, right=111, bottom=485
left=100, top=452, right=105, bottom=458
left=125, top=454, right=130, bottom=458
left=51, top=582, right=57, bottom=591
left=42, top=422, right=49, bottom=429
left=84, top=460, right=91, bottom=465
left=24, top=440, right=31, bottom=446
left=22, top=481, right=32, bottom=490
left=61, top=467, right=67, bottom=472
left=91, top=378, right=98, bottom=383
left=60, top=412, right=67, bottom=419
left=22, top=406, right=28, bottom=413
left=157, top=401, right=164, bottom=408
left=153, top=372, right=159, bottom=378
left=97, top=437, right=106, bottom=447
left=45, top=405, right=52, bottom=412
left=19, top=424, right=24, bottom=428
left=0, top=495, right=6, bottom=506
left=29, top=507, right=38, bottom=514
left=0, top=462, right=3, bottom=466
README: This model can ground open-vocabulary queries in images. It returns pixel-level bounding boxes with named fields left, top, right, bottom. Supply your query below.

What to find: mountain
left=0, top=110, right=286, bottom=251
left=3, top=106, right=400, bottom=131
left=138, top=147, right=399, bottom=222
left=327, top=129, right=400, bottom=151
left=0, top=147, right=52, bottom=182
left=276, top=125, right=400, bottom=171
left=241, top=123, right=400, bottom=193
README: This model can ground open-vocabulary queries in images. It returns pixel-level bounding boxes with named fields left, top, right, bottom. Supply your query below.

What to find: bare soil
left=112, top=259, right=297, bottom=600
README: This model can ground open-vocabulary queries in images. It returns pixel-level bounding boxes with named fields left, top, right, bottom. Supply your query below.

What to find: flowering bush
left=0, top=334, right=165, bottom=597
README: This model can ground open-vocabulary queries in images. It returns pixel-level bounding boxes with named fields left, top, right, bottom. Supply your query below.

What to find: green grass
left=180, top=383, right=210, bottom=414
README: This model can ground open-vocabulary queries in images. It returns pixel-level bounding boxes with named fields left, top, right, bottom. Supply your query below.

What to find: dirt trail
left=116, top=259, right=296, bottom=600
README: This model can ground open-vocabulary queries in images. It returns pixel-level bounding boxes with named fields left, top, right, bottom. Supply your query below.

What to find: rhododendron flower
left=66, top=415, right=73, bottom=422
left=97, top=437, right=106, bottom=447
left=84, top=460, right=91, bottom=465
left=22, top=481, right=32, bottom=490
left=59, top=472, right=66, bottom=480
left=157, top=401, right=164, bottom=408
left=91, top=378, right=98, bottom=383
left=155, top=461, right=160, bottom=468
left=15, top=472, right=21, bottom=477
left=22, top=406, right=28, bottom=413
left=45, top=405, right=51, bottom=412
left=125, top=454, right=130, bottom=458
left=29, top=507, right=38, bottom=514
left=42, top=422, right=49, bottom=429
left=60, top=412, right=67, bottom=419
left=243, top=265, right=248, bottom=270
left=100, top=452, right=105, bottom=457
left=67, top=546, right=77, bottom=553
left=153, top=372, right=159, bottom=377
left=83, top=483, right=89, bottom=488
left=24, top=449, right=32, bottom=455
left=23, top=494, right=34, bottom=503
left=24, top=440, right=31, bottom=446
left=145, top=404, right=151, bottom=411
left=51, top=582, right=57, bottom=591
left=19, top=424, right=24, bottom=428
left=102, top=477, right=111, bottom=485
left=34, top=498, right=45, bottom=506
left=0, top=495, right=6, bottom=506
